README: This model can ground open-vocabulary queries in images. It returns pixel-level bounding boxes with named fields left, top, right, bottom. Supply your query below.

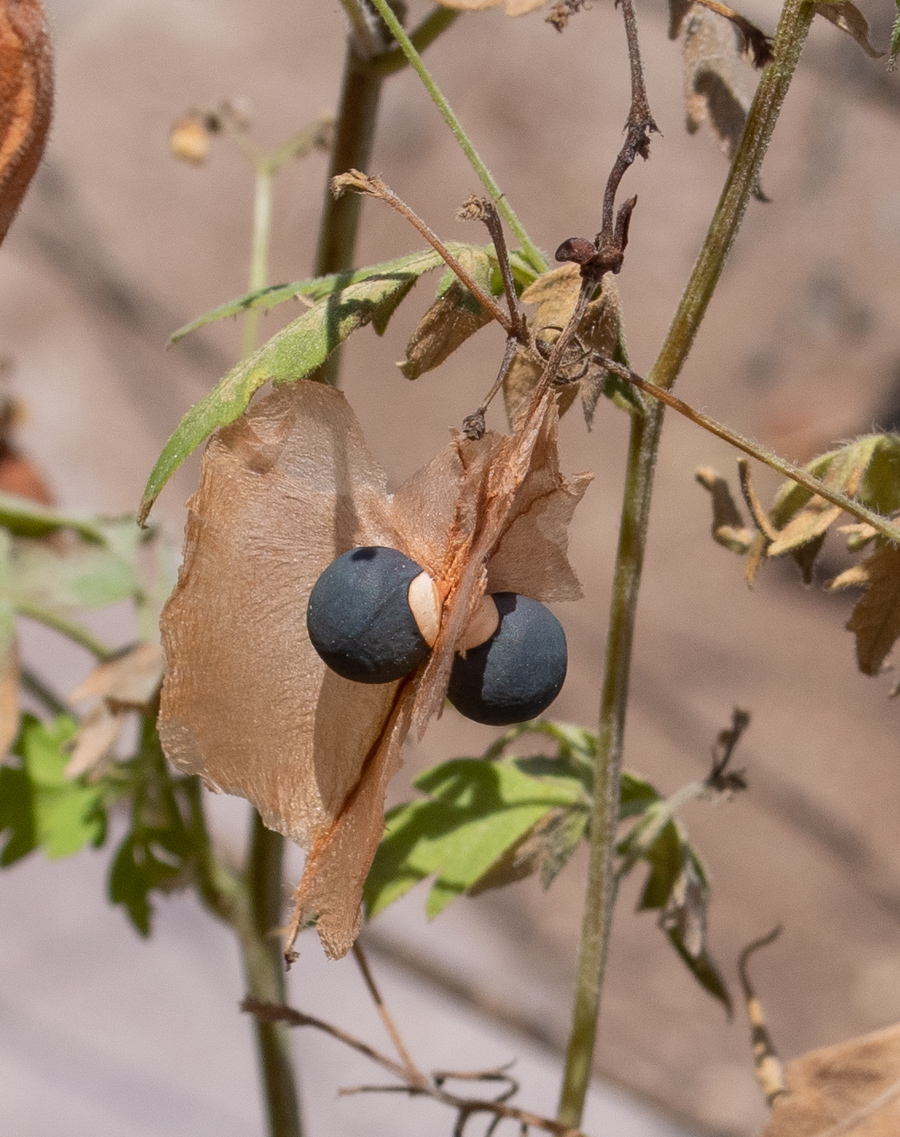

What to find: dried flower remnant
left=159, top=380, right=590, bottom=960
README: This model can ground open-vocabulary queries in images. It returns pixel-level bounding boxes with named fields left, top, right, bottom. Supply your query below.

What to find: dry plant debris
left=158, top=378, right=590, bottom=960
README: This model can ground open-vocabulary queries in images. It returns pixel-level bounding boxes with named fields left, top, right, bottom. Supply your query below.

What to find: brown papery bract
left=158, top=380, right=590, bottom=959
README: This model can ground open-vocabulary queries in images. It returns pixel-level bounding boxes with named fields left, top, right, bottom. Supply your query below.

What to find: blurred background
left=1, top=0, right=900, bottom=1134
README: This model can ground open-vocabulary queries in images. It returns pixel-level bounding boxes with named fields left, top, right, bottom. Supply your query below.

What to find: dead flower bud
left=169, top=114, right=211, bottom=165
left=158, top=379, right=591, bottom=960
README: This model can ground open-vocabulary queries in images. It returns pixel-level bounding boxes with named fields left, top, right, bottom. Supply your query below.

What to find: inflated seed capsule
left=447, top=593, right=567, bottom=726
left=307, top=546, right=440, bottom=684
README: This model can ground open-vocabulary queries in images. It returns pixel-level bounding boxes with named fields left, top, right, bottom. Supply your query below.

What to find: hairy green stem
left=557, top=0, right=815, bottom=1124
left=366, top=0, right=547, bottom=275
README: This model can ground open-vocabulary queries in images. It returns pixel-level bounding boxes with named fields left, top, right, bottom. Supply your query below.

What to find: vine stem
left=556, top=0, right=816, bottom=1125
left=366, top=0, right=547, bottom=276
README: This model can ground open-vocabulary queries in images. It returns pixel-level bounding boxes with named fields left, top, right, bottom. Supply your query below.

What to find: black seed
left=307, top=546, right=431, bottom=684
left=447, top=593, right=567, bottom=725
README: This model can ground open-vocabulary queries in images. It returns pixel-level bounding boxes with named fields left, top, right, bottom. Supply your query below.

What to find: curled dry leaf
left=0, top=0, right=52, bottom=247
left=830, top=545, right=900, bottom=677
left=760, top=1023, right=900, bottom=1136
left=159, top=380, right=590, bottom=959
left=814, top=1, right=885, bottom=59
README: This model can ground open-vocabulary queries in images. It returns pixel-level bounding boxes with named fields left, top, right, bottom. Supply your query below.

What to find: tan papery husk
left=159, top=379, right=590, bottom=958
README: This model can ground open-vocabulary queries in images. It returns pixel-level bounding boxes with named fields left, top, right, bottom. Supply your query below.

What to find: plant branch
left=352, top=940, right=425, bottom=1084
left=365, top=0, right=547, bottom=275
left=373, top=6, right=461, bottom=77
left=594, top=355, right=900, bottom=546
left=243, top=998, right=590, bottom=1137
left=333, top=171, right=520, bottom=335
left=557, top=0, right=816, bottom=1124
left=15, top=601, right=115, bottom=661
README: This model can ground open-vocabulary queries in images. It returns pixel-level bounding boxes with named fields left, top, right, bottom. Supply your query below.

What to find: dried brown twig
left=242, top=995, right=590, bottom=1137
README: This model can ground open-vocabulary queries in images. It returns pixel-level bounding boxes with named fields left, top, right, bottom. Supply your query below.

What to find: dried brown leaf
left=67, top=642, right=164, bottom=778
left=399, top=249, right=493, bottom=380
left=684, top=6, right=752, bottom=162
left=695, top=467, right=755, bottom=553
left=760, top=1024, right=900, bottom=1137
left=842, top=545, right=900, bottom=676
left=159, top=380, right=589, bottom=958
left=815, top=1, right=885, bottom=58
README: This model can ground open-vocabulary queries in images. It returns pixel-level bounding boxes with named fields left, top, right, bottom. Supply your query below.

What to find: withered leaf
left=399, top=248, right=493, bottom=380
left=760, top=1023, right=900, bottom=1137
left=0, top=530, right=17, bottom=758
left=159, top=379, right=590, bottom=958
left=695, top=466, right=755, bottom=554
left=815, top=1, right=885, bottom=58
left=839, top=545, right=900, bottom=676
left=683, top=5, right=763, bottom=191
left=0, top=0, right=53, bottom=247
left=67, top=642, right=164, bottom=778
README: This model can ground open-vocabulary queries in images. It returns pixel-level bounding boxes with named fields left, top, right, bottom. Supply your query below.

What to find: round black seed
left=307, top=546, right=431, bottom=684
left=447, top=593, right=567, bottom=726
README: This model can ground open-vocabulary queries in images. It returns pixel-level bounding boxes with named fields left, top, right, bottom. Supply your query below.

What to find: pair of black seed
left=306, top=546, right=567, bottom=726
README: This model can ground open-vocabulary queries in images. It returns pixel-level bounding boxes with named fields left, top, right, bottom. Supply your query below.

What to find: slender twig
left=20, top=665, right=69, bottom=717
left=591, top=356, right=900, bottom=546
left=15, top=602, right=115, bottom=661
left=241, top=167, right=274, bottom=359
left=738, top=926, right=787, bottom=1106
left=333, top=172, right=519, bottom=335
left=243, top=998, right=590, bottom=1137
left=462, top=335, right=521, bottom=441
left=365, top=0, right=547, bottom=275
left=352, top=940, right=425, bottom=1085
left=557, top=0, right=816, bottom=1124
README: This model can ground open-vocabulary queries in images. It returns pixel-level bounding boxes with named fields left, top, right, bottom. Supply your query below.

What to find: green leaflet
left=892, top=0, right=899, bottom=66
left=0, top=715, right=106, bottom=865
left=364, top=757, right=585, bottom=920
left=0, top=492, right=109, bottom=543
left=170, top=247, right=452, bottom=343
left=109, top=824, right=193, bottom=937
left=141, top=249, right=476, bottom=522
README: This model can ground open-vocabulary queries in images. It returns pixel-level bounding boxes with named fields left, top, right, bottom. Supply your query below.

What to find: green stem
left=366, top=0, right=547, bottom=275
left=557, top=0, right=815, bottom=1125
left=373, top=6, right=460, bottom=76
left=242, top=167, right=275, bottom=359
left=15, top=601, right=115, bottom=661
left=20, top=665, right=69, bottom=717
left=246, top=813, right=300, bottom=1137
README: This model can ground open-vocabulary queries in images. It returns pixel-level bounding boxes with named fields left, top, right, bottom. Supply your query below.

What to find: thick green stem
left=245, top=813, right=300, bottom=1137
left=557, top=0, right=815, bottom=1125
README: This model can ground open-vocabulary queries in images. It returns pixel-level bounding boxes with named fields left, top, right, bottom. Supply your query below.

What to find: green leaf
left=169, top=247, right=468, bottom=343
left=0, top=765, right=36, bottom=865
left=0, top=492, right=107, bottom=543
left=10, top=541, right=139, bottom=610
left=636, top=818, right=682, bottom=911
left=141, top=251, right=463, bottom=523
left=0, top=715, right=107, bottom=864
left=364, top=757, right=584, bottom=920
left=108, top=824, right=192, bottom=937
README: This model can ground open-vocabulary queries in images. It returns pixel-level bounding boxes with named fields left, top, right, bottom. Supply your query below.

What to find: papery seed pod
left=447, top=593, right=567, bottom=726
left=307, top=546, right=441, bottom=684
